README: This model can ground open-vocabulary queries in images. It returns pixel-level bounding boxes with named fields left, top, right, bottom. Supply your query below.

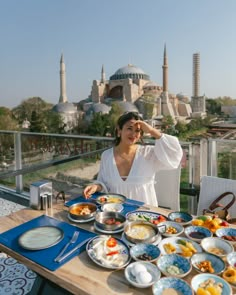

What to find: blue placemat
left=65, top=193, right=145, bottom=215
left=0, top=215, right=97, bottom=271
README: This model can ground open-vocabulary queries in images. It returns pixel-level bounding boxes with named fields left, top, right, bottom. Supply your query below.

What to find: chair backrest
left=154, top=165, right=181, bottom=211
left=197, top=176, right=236, bottom=217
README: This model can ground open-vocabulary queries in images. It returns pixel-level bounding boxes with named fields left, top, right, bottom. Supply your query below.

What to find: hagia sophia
left=52, top=45, right=206, bottom=131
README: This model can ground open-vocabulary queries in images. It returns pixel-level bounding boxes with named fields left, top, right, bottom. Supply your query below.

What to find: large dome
left=110, top=64, right=150, bottom=81
left=52, top=102, right=77, bottom=114
left=115, top=101, right=139, bottom=113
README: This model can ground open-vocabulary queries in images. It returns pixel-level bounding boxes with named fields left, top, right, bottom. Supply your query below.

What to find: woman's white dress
left=95, top=134, right=183, bottom=206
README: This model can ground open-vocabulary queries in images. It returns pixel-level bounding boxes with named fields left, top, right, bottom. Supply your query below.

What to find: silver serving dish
left=124, top=221, right=161, bottom=244
left=68, top=202, right=97, bottom=220
left=95, top=211, right=126, bottom=231
left=95, top=193, right=127, bottom=205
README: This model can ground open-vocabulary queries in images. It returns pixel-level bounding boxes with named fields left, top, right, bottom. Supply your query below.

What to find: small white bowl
left=101, top=202, right=124, bottom=213
left=158, top=221, right=184, bottom=238
left=125, top=261, right=161, bottom=288
left=201, top=237, right=234, bottom=258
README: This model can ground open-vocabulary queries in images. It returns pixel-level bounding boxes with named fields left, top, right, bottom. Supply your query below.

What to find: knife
left=56, top=237, right=91, bottom=263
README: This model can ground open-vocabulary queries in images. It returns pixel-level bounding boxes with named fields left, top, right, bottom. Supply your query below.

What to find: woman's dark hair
left=114, top=112, right=143, bottom=145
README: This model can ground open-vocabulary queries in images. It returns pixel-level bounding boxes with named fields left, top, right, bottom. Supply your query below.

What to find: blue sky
left=0, top=0, right=235, bottom=108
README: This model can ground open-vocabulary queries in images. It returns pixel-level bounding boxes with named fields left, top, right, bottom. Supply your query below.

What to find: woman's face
left=118, top=119, right=141, bottom=145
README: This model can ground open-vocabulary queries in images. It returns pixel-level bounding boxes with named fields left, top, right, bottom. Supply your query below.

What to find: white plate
left=121, top=232, right=162, bottom=247
left=158, top=237, right=202, bottom=257
left=86, top=236, right=131, bottom=269
left=67, top=213, right=95, bottom=223
left=18, top=226, right=64, bottom=250
left=93, top=222, right=124, bottom=234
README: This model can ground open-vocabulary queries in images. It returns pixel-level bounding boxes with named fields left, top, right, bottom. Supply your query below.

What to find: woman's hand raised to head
left=135, top=120, right=162, bottom=139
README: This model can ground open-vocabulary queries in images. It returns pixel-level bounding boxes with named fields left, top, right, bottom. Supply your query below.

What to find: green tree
left=0, top=107, right=19, bottom=130
left=30, top=110, right=44, bottom=132
left=87, top=113, right=110, bottom=136
left=12, top=97, right=53, bottom=125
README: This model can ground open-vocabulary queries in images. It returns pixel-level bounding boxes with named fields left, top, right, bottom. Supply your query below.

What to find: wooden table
left=0, top=201, right=235, bottom=295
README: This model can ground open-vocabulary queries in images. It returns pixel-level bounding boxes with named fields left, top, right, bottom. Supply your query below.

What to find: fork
left=54, top=231, right=79, bottom=262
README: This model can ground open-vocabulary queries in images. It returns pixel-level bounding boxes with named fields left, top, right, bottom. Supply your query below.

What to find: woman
left=83, top=112, right=183, bottom=206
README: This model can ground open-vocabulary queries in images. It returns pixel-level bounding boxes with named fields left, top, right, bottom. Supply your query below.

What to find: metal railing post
left=14, top=132, right=23, bottom=193
left=208, top=139, right=217, bottom=176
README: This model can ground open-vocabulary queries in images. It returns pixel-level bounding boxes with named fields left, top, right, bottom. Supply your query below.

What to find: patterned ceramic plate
left=86, top=235, right=131, bottom=269
left=126, top=210, right=168, bottom=225
left=152, top=277, right=193, bottom=295
left=158, top=236, right=202, bottom=258
left=18, top=226, right=64, bottom=250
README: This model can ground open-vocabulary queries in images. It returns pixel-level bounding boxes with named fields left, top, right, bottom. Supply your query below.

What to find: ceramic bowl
left=201, top=237, right=234, bottom=258
left=124, top=221, right=161, bottom=244
left=130, top=243, right=161, bottom=263
left=184, top=225, right=212, bottom=242
left=215, top=227, right=236, bottom=245
left=168, top=211, right=193, bottom=225
left=125, top=261, right=161, bottom=288
left=227, top=252, right=236, bottom=268
left=158, top=221, right=184, bottom=237
left=101, top=203, right=124, bottom=213
left=156, top=253, right=192, bottom=278
left=191, top=273, right=232, bottom=295
left=94, top=211, right=126, bottom=231
left=152, top=277, right=193, bottom=295
left=68, top=202, right=97, bottom=220
left=191, top=252, right=225, bottom=275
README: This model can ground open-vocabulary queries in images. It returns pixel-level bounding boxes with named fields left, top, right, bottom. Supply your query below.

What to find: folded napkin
left=64, top=193, right=145, bottom=215
left=0, top=215, right=97, bottom=271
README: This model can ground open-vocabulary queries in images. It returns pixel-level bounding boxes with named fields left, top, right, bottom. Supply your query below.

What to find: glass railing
left=0, top=130, right=236, bottom=213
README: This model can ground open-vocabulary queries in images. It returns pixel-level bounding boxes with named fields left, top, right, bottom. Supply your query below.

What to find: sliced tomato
left=106, top=237, right=117, bottom=248
left=106, top=251, right=119, bottom=256
left=151, top=219, right=160, bottom=225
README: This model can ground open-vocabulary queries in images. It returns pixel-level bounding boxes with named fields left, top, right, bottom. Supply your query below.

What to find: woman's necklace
left=116, top=147, right=136, bottom=162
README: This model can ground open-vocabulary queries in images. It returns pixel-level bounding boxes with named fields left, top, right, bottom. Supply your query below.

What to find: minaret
left=101, top=65, right=106, bottom=83
left=162, top=44, right=168, bottom=92
left=191, top=52, right=206, bottom=116
left=161, top=44, right=169, bottom=103
left=59, top=54, right=68, bottom=103
left=193, top=53, right=200, bottom=97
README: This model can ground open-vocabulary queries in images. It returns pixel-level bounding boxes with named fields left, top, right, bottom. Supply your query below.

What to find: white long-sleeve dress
left=95, top=134, right=183, bottom=206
